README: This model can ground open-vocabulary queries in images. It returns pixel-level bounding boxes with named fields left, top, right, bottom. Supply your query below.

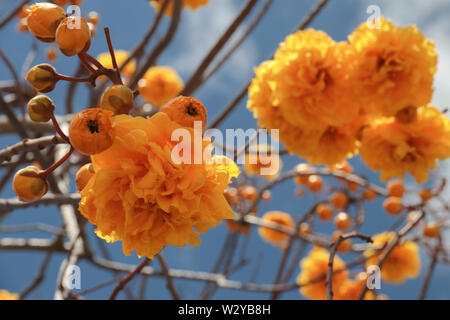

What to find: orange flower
left=78, top=112, right=239, bottom=258
left=296, top=247, right=348, bottom=300
left=334, top=273, right=375, bottom=300
left=26, top=2, right=65, bottom=42
left=349, top=17, right=437, bottom=117
left=272, top=31, right=360, bottom=129
left=360, top=105, right=450, bottom=183
left=365, top=232, right=420, bottom=283
left=55, top=17, right=91, bottom=56
left=75, top=163, right=95, bottom=191
left=244, top=144, right=282, bottom=180
left=69, top=108, right=115, bottom=155
left=258, top=211, right=294, bottom=245
left=13, top=166, right=48, bottom=202
left=138, top=66, right=184, bottom=107
left=161, top=96, right=207, bottom=132
left=150, top=0, right=209, bottom=16
left=0, top=290, right=19, bottom=300
left=100, top=85, right=135, bottom=115
left=97, top=50, right=136, bottom=78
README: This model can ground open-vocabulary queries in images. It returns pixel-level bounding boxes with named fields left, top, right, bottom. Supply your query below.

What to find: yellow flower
left=0, top=290, right=19, bottom=300
left=360, top=105, right=450, bottom=183
left=365, top=232, right=420, bottom=283
left=258, top=211, right=294, bottom=245
left=349, top=17, right=437, bottom=117
left=247, top=61, right=323, bottom=161
left=97, top=50, right=136, bottom=78
left=304, top=115, right=368, bottom=165
left=138, top=66, right=184, bottom=108
left=247, top=37, right=364, bottom=165
left=296, top=247, right=348, bottom=300
left=78, top=112, right=239, bottom=259
left=271, top=30, right=360, bottom=129
left=244, top=144, right=282, bottom=180
left=150, top=0, right=209, bottom=16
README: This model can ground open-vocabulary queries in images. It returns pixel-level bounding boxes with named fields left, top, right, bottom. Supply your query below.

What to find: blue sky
left=0, top=0, right=449, bottom=300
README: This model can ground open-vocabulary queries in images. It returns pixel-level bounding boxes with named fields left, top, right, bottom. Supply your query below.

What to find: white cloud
left=170, top=0, right=258, bottom=85
left=358, top=0, right=450, bottom=109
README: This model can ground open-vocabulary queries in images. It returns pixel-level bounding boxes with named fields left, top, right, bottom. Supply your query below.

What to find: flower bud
left=100, top=85, right=134, bottom=115
left=27, top=3, right=66, bottom=42
left=27, top=95, right=55, bottom=122
left=55, top=16, right=91, bottom=56
left=69, top=108, right=114, bottom=155
left=25, top=63, right=59, bottom=93
left=75, top=163, right=95, bottom=191
left=161, top=96, right=207, bottom=132
left=13, top=166, right=48, bottom=202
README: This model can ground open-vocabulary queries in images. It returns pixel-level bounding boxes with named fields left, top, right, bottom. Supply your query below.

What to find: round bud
left=161, top=96, right=207, bottom=132
left=100, top=85, right=134, bottom=115
left=25, top=63, right=59, bottom=93
left=27, top=3, right=66, bottom=42
left=69, top=108, right=115, bottom=155
left=13, top=166, right=48, bottom=202
left=75, top=163, right=95, bottom=191
left=316, top=203, right=333, bottom=221
left=224, top=187, right=238, bottom=206
left=423, top=222, right=440, bottom=238
left=55, top=16, right=91, bottom=56
left=240, top=185, right=258, bottom=202
left=334, top=212, right=351, bottom=231
left=383, top=197, right=403, bottom=215
left=27, top=95, right=55, bottom=122
left=330, top=191, right=348, bottom=210
left=306, top=175, right=323, bottom=192
left=387, top=180, right=405, bottom=198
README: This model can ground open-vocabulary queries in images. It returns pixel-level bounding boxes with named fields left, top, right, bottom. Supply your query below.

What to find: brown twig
left=202, top=0, right=274, bottom=84
left=357, top=210, right=426, bottom=299
left=418, top=238, right=441, bottom=300
left=180, top=0, right=259, bottom=96
left=109, top=257, right=150, bottom=300
left=0, top=0, right=31, bottom=29
left=157, top=254, right=181, bottom=300
left=326, top=231, right=373, bottom=300
left=128, top=0, right=183, bottom=89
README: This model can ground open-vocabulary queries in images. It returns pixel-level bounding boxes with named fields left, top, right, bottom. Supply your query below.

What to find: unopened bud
left=75, top=163, right=95, bottom=191
left=13, top=166, right=48, bottom=202
left=25, top=64, right=59, bottom=93
left=100, top=85, right=134, bottom=115
left=27, top=95, right=55, bottom=122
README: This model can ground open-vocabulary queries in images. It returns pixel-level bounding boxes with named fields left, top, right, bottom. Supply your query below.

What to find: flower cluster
left=78, top=112, right=239, bottom=258
left=247, top=18, right=448, bottom=183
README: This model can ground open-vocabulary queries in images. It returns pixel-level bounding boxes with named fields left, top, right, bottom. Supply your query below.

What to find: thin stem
left=109, top=257, right=150, bottom=300
left=326, top=232, right=372, bottom=300
left=57, top=74, right=91, bottom=83
left=50, top=114, right=70, bottom=143
left=104, top=27, right=123, bottom=85
left=39, top=147, right=74, bottom=179
left=77, top=53, right=97, bottom=73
